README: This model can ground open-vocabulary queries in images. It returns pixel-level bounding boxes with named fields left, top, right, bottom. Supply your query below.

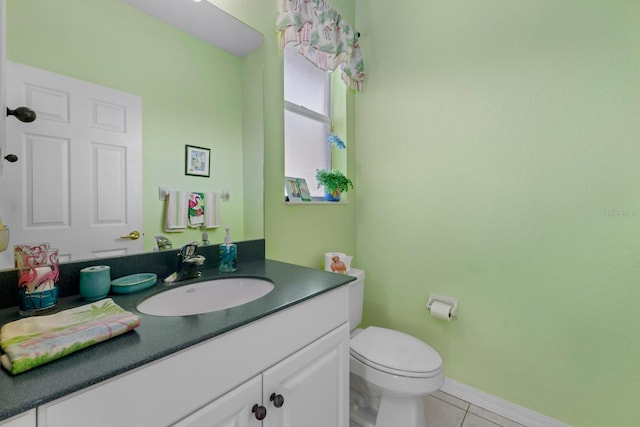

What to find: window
left=284, top=45, right=333, bottom=198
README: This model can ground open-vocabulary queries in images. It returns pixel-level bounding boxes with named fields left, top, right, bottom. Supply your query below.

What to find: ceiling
left=122, top=0, right=263, bottom=57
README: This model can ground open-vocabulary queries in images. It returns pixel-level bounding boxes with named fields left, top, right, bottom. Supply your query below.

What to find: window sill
left=285, top=197, right=348, bottom=205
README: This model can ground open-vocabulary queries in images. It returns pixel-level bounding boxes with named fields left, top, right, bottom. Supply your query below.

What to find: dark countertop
left=0, top=259, right=355, bottom=421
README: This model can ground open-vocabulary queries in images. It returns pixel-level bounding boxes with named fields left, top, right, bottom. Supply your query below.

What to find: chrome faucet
left=164, top=243, right=206, bottom=283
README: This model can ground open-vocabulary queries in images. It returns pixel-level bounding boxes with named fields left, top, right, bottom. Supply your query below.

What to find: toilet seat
left=350, top=326, right=442, bottom=378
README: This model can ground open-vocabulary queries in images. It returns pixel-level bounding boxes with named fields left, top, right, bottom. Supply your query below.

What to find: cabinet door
left=0, top=410, right=36, bottom=427
left=262, top=323, right=350, bottom=427
left=172, top=375, right=262, bottom=427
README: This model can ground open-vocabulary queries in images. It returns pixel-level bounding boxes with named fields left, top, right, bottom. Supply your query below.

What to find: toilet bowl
left=348, top=269, right=444, bottom=427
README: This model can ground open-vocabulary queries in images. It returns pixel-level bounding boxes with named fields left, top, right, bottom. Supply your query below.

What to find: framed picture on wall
left=185, top=145, right=211, bottom=177
left=285, top=177, right=312, bottom=202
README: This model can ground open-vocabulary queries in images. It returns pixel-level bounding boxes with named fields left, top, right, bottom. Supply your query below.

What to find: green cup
left=79, top=266, right=111, bottom=301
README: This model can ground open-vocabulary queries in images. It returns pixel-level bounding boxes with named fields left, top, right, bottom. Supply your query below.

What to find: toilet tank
left=347, top=268, right=365, bottom=329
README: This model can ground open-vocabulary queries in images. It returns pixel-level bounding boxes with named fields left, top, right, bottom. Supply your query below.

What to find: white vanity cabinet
left=262, top=323, right=348, bottom=427
left=173, top=323, right=349, bottom=427
left=37, top=286, right=349, bottom=427
left=0, top=410, right=35, bottom=427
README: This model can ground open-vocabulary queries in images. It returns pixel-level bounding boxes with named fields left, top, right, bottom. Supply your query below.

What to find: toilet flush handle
left=270, top=393, right=285, bottom=408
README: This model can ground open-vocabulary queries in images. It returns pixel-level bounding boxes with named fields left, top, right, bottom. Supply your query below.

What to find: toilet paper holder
left=426, top=295, right=459, bottom=318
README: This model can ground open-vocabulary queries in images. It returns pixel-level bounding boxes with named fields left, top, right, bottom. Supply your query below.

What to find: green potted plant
left=315, top=169, right=353, bottom=202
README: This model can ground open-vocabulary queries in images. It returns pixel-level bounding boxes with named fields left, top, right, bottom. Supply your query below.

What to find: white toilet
left=348, top=269, right=444, bottom=427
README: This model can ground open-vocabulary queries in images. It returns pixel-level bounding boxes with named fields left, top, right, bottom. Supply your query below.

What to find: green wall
left=355, top=1, right=640, bottom=425
left=6, top=0, right=249, bottom=251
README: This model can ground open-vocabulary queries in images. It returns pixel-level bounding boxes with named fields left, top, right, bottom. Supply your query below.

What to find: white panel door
left=262, top=324, right=350, bottom=427
left=0, top=61, right=142, bottom=268
left=0, top=0, right=6, bottom=176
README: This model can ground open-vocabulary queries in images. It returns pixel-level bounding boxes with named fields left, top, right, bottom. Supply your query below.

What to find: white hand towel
left=164, top=191, right=188, bottom=232
left=203, top=192, right=221, bottom=228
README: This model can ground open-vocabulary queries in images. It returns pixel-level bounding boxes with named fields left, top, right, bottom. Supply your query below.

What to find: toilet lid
left=350, top=327, right=442, bottom=378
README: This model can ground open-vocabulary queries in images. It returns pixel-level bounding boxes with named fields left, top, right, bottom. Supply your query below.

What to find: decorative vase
left=15, top=244, right=59, bottom=315
left=324, top=190, right=341, bottom=202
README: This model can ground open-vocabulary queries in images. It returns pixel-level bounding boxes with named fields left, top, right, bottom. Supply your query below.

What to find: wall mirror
left=0, top=0, right=264, bottom=269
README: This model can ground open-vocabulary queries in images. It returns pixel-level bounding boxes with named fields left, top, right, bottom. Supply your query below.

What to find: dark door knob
left=252, top=404, right=267, bottom=420
left=6, top=106, right=36, bottom=123
left=270, top=393, right=285, bottom=408
left=4, top=154, right=18, bottom=163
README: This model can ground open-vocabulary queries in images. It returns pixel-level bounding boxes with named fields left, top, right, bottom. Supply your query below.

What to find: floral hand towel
left=0, top=298, right=141, bottom=375
left=188, top=192, right=205, bottom=227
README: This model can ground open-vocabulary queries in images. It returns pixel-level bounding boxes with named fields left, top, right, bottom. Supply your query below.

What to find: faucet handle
left=185, top=255, right=206, bottom=266
left=180, top=243, right=198, bottom=258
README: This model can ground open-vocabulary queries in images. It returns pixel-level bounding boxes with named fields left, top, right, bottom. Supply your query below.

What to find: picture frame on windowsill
left=285, top=177, right=312, bottom=202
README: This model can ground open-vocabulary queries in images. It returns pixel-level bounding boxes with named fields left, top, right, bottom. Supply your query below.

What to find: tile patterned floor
left=426, top=391, right=526, bottom=427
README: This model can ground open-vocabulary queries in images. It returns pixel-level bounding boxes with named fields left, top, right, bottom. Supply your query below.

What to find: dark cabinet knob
left=4, top=154, right=18, bottom=163
left=270, top=393, right=285, bottom=408
left=6, top=106, right=36, bottom=123
left=252, top=404, right=267, bottom=420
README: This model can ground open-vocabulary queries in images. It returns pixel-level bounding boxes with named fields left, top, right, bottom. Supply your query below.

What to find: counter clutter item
left=79, top=266, right=112, bottom=301
left=0, top=298, right=141, bottom=375
left=15, top=244, right=60, bottom=315
left=110, top=273, right=158, bottom=294
left=219, top=227, right=237, bottom=272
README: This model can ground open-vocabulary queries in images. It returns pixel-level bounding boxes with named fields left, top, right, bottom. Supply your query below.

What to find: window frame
left=283, top=47, right=338, bottom=202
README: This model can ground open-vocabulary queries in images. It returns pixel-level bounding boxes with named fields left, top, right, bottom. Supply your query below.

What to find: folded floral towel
left=0, top=298, right=141, bottom=375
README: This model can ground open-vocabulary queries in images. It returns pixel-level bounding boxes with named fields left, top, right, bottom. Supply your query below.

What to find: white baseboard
left=441, top=378, right=572, bottom=427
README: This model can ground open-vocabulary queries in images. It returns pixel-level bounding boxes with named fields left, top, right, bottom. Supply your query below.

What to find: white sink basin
left=136, top=277, right=274, bottom=316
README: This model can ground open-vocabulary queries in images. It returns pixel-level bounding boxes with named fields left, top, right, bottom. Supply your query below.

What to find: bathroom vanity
left=0, top=259, right=354, bottom=427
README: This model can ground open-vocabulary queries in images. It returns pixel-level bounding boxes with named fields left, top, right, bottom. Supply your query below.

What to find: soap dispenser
left=219, top=227, right=237, bottom=272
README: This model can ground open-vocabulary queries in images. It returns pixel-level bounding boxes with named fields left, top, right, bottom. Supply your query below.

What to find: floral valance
left=276, top=0, right=366, bottom=91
